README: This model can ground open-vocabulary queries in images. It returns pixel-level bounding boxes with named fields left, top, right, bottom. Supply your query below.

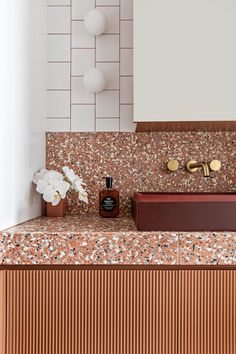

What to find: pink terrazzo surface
left=46, top=132, right=236, bottom=215
left=1, top=215, right=236, bottom=265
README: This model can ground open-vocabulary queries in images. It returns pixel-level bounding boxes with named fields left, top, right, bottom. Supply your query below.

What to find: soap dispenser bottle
left=99, top=177, right=119, bottom=218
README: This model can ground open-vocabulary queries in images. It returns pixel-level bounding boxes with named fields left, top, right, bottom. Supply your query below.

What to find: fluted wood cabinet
left=0, top=268, right=235, bottom=354
left=179, top=270, right=236, bottom=354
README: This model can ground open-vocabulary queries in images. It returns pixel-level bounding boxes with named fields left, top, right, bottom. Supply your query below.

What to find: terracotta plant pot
left=46, top=198, right=67, bottom=217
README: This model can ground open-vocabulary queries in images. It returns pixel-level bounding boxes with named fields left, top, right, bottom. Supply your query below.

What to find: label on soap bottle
left=101, top=196, right=116, bottom=211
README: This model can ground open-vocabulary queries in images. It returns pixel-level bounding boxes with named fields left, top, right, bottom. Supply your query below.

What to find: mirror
left=134, top=0, right=236, bottom=124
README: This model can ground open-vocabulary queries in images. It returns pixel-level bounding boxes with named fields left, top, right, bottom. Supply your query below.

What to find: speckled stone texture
left=0, top=215, right=178, bottom=265
left=46, top=132, right=236, bottom=215
left=1, top=215, right=236, bottom=265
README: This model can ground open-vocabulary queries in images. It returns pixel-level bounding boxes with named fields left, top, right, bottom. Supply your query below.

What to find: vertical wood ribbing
left=0, top=271, right=6, bottom=354
left=5, top=269, right=236, bottom=354
left=179, top=270, right=236, bottom=354
left=5, top=269, right=178, bottom=354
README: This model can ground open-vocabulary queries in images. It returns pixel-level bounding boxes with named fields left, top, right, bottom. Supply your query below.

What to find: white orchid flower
left=78, top=190, right=89, bottom=204
left=34, top=167, right=88, bottom=206
left=62, top=166, right=88, bottom=204
left=35, top=170, right=70, bottom=206
left=33, top=169, right=48, bottom=184
left=62, top=166, right=77, bottom=184
left=43, top=185, right=61, bottom=205
left=63, top=166, right=86, bottom=190
left=36, top=170, right=64, bottom=195
left=43, top=180, right=70, bottom=206
left=74, top=178, right=87, bottom=194
left=76, top=182, right=88, bottom=204
left=36, top=178, right=48, bottom=194
left=45, top=170, right=64, bottom=183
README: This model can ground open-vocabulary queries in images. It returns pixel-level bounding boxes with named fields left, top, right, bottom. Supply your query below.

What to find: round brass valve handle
left=167, top=159, right=179, bottom=172
left=209, top=160, right=221, bottom=172
left=186, top=160, right=198, bottom=173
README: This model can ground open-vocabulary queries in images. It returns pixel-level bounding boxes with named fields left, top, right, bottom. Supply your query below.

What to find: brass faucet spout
left=186, top=159, right=221, bottom=177
left=186, top=160, right=210, bottom=177
left=204, top=163, right=210, bottom=177
left=189, top=162, right=210, bottom=177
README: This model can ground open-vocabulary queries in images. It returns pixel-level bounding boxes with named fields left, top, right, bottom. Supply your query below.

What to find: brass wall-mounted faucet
left=186, top=160, right=221, bottom=177
left=166, top=159, right=221, bottom=177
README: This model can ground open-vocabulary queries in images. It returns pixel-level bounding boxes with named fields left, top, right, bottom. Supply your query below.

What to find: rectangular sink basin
left=132, top=192, right=236, bottom=231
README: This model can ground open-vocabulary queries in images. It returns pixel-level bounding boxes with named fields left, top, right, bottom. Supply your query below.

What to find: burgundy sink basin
left=131, top=192, right=236, bottom=231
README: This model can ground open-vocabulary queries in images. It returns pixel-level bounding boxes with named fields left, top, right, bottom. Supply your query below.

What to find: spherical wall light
left=83, top=68, right=106, bottom=94
left=84, top=9, right=106, bottom=36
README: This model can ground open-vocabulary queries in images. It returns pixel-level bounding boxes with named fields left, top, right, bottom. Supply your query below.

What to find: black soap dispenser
left=99, top=177, right=119, bottom=218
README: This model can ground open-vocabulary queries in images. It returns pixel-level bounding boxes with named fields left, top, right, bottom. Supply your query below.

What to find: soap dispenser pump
left=99, top=177, right=119, bottom=218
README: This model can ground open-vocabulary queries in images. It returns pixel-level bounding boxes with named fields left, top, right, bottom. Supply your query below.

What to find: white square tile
left=47, top=35, right=70, bottom=62
left=48, top=0, right=70, bottom=4
left=120, top=49, right=133, bottom=76
left=46, top=118, right=70, bottom=132
left=120, top=21, right=133, bottom=48
left=96, top=35, right=119, bottom=62
left=47, top=7, right=70, bottom=34
left=100, top=7, right=119, bottom=34
left=47, top=91, right=70, bottom=117
left=121, top=0, right=133, bottom=20
left=47, top=63, right=70, bottom=89
left=71, top=77, right=94, bottom=104
left=71, top=105, right=95, bottom=131
left=96, top=63, right=119, bottom=89
left=120, top=105, right=135, bottom=131
left=120, top=77, right=133, bottom=104
left=96, top=118, right=120, bottom=132
left=72, top=0, right=95, bottom=20
left=72, top=49, right=95, bottom=76
left=96, top=0, right=119, bottom=4
left=72, top=21, right=95, bottom=48
left=96, top=90, right=119, bottom=117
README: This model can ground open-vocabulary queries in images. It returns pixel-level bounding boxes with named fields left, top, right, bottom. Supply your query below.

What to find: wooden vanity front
left=1, top=215, right=236, bottom=353
left=0, top=265, right=236, bottom=354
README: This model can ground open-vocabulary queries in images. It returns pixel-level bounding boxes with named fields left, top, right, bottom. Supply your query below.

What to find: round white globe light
left=83, top=68, right=106, bottom=93
left=84, top=9, right=106, bottom=36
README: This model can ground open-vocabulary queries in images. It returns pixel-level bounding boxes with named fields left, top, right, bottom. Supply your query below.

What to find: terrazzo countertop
left=0, top=214, right=236, bottom=265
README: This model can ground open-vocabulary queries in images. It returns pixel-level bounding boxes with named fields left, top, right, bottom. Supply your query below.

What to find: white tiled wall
left=47, top=0, right=135, bottom=132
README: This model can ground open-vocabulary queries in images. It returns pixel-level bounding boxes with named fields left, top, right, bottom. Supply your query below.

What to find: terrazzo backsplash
left=46, top=132, right=236, bottom=215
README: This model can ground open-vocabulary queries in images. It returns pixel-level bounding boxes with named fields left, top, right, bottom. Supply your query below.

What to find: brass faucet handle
left=167, top=159, right=179, bottom=172
left=186, top=160, right=198, bottom=173
left=209, top=160, right=221, bottom=172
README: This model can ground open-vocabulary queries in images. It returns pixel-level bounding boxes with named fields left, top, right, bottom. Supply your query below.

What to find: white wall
left=134, top=0, right=236, bottom=122
left=0, top=0, right=47, bottom=230
left=47, top=0, right=135, bottom=132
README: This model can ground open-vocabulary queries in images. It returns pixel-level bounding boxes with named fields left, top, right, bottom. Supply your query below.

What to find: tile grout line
left=95, top=0, right=97, bottom=132
left=47, top=33, right=71, bottom=35
left=96, top=117, right=120, bottom=120
left=47, top=61, right=71, bottom=63
left=71, top=47, right=95, bottom=50
left=119, top=0, right=121, bottom=131
left=71, top=103, right=95, bottom=106
left=96, top=4, right=120, bottom=7
left=70, top=0, right=72, bottom=131
left=47, top=89, right=71, bottom=92
left=95, top=60, right=119, bottom=63
left=47, top=5, right=71, bottom=7
left=47, top=117, right=71, bottom=120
